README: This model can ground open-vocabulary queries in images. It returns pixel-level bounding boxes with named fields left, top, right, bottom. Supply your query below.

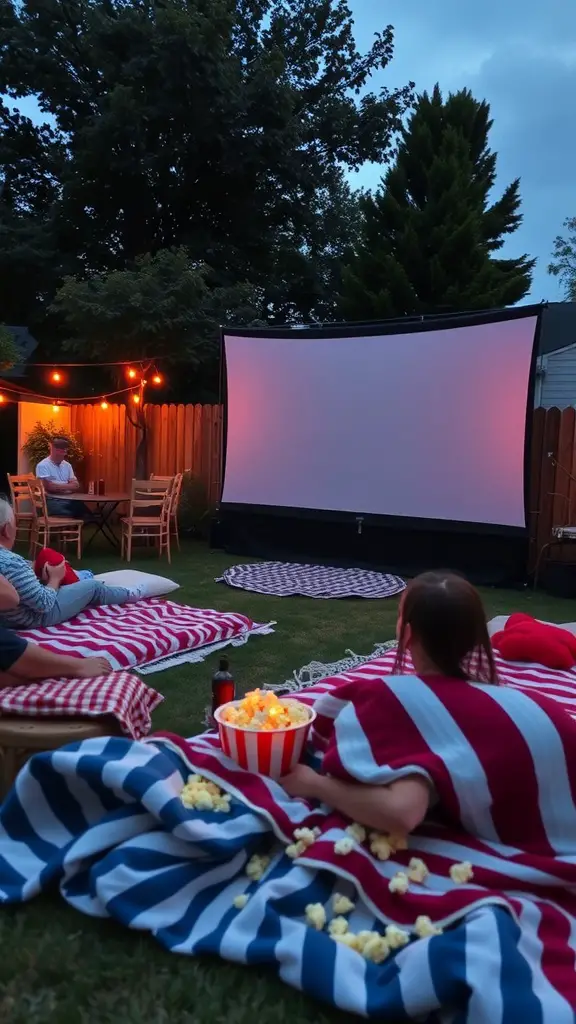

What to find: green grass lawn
left=1, top=541, right=575, bottom=1023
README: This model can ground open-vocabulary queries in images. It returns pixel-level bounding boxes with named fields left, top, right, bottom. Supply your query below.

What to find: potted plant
left=22, top=419, right=84, bottom=469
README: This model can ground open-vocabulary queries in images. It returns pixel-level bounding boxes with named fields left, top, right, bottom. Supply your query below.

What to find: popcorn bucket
left=214, top=699, right=316, bottom=779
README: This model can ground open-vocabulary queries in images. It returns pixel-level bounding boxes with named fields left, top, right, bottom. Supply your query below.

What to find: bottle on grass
left=211, top=656, right=235, bottom=714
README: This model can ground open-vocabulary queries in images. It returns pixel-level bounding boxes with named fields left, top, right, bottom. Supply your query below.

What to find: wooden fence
left=530, top=406, right=576, bottom=567
left=70, top=403, right=223, bottom=504
left=70, top=403, right=576, bottom=564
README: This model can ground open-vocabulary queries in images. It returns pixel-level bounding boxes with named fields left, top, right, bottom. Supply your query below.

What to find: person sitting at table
left=35, top=436, right=87, bottom=519
left=0, top=498, right=144, bottom=628
left=0, top=574, right=113, bottom=682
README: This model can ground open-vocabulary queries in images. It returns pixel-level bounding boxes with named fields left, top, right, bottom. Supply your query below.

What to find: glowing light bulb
left=152, top=373, right=163, bottom=385
left=100, top=400, right=109, bottom=410
left=0, top=394, right=5, bottom=404
left=127, top=368, right=137, bottom=379
left=52, top=404, right=59, bottom=413
left=51, top=370, right=62, bottom=383
left=132, top=393, right=140, bottom=404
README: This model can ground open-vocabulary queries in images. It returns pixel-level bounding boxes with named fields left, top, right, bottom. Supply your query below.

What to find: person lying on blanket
left=281, top=570, right=497, bottom=833
left=0, top=497, right=145, bottom=629
left=0, top=574, right=112, bottom=682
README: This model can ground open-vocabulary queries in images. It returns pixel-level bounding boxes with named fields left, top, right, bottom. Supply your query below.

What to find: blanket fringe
left=262, top=640, right=398, bottom=694
left=139, top=622, right=276, bottom=675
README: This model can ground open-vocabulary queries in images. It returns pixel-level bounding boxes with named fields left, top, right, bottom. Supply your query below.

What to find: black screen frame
left=219, top=304, right=544, bottom=539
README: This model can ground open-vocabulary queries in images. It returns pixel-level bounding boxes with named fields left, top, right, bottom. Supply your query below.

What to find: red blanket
left=17, top=599, right=263, bottom=670
left=0, top=671, right=162, bottom=738
left=159, top=649, right=576, bottom=1008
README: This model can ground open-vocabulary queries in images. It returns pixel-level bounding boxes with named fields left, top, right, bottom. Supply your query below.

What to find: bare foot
left=75, top=656, right=114, bottom=678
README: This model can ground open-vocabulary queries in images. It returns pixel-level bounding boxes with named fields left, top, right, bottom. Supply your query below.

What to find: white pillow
left=94, top=569, right=180, bottom=598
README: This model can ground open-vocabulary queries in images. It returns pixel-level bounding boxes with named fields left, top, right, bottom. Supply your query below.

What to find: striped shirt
left=0, top=548, right=57, bottom=629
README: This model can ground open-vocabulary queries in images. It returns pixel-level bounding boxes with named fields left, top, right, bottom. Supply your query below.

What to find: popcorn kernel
left=305, top=902, right=326, bottom=930
left=414, top=915, right=443, bottom=938
left=345, top=822, right=367, bottom=844
left=332, top=893, right=355, bottom=915
left=450, top=861, right=474, bottom=885
left=334, top=837, right=354, bottom=856
left=388, top=872, right=410, bottom=895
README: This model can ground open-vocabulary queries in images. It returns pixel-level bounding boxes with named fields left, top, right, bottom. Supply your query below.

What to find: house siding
left=538, top=344, right=576, bottom=408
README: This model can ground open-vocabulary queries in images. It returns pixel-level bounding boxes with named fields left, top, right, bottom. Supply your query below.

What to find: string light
left=0, top=361, right=169, bottom=408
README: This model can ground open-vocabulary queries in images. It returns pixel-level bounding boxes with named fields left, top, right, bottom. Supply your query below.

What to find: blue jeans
left=41, top=578, right=133, bottom=627
left=46, top=497, right=88, bottom=519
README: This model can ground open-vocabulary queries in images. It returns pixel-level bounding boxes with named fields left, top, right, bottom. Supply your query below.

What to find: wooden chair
left=7, top=473, right=35, bottom=546
left=27, top=480, right=84, bottom=560
left=121, top=479, right=173, bottom=564
left=151, top=472, right=183, bottom=550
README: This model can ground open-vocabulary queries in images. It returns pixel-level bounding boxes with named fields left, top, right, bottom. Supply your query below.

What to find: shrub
left=22, top=419, right=84, bottom=468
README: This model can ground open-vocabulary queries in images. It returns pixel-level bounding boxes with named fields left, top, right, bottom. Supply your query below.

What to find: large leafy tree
left=0, top=105, right=65, bottom=327
left=51, top=247, right=262, bottom=472
left=548, top=217, right=576, bottom=301
left=0, top=0, right=412, bottom=337
left=52, top=248, right=260, bottom=365
left=339, top=86, right=534, bottom=319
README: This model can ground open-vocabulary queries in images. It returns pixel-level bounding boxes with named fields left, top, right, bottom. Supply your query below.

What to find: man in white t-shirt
left=35, top=437, right=86, bottom=518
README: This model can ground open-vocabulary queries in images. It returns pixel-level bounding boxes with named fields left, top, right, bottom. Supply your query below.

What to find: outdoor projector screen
left=222, top=315, right=538, bottom=529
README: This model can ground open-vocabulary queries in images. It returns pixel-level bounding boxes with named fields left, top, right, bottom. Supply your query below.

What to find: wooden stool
left=0, top=716, right=122, bottom=800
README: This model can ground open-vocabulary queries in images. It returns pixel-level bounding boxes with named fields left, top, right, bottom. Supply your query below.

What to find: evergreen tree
left=339, top=86, right=535, bottom=319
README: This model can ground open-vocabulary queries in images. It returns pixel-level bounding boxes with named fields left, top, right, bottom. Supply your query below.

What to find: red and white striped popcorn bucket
left=214, top=700, right=316, bottom=779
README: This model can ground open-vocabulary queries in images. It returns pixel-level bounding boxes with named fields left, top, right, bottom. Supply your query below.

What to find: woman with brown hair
left=281, top=572, right=500, bottom=833
left=392, top=570, right=499, bottom=684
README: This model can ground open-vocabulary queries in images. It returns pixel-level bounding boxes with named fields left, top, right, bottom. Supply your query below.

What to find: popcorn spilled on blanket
left=180, top=774, right=232, bottom=813
left=305, top=894, right=443, bottom=962
left=194, top=801, right=475, bottom=941
left=286, top=822, right=478, bottom=957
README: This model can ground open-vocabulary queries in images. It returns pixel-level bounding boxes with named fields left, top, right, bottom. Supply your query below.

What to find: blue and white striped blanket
left=1, top=655, right=576, bottom=1023
left=0, top=734, right=525, bottom=1022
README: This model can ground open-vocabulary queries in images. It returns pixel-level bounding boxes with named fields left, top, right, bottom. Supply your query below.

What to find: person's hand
left=45, top=559, right=67, bottom=585
left=76, top=656, right=113, bottom=678
left=280, top=763, right=322, bottom=801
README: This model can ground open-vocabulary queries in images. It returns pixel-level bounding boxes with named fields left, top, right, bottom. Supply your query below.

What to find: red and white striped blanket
left=161, top=648, right=576, bottom=1011
left=17, top=599, right=264, bottom=671
left=0, top=672, right=162, bottom=738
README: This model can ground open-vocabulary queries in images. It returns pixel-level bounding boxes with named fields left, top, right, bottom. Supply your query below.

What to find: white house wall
left=538, top=345, right=576, bottom=409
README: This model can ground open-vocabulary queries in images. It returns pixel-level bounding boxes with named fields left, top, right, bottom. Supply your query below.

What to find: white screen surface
left=222, top=316, right=538, bottom=528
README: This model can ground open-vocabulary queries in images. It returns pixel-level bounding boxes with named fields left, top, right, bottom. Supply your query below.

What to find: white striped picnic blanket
left=17, top=598, right=271, bottom=671
left=1, top=650, right=576, bottom=1022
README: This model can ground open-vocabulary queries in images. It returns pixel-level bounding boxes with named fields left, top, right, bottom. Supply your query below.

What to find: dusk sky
left=10, top=1, right=573, bottom=303
left=350, top=0, right=576, bottom=302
